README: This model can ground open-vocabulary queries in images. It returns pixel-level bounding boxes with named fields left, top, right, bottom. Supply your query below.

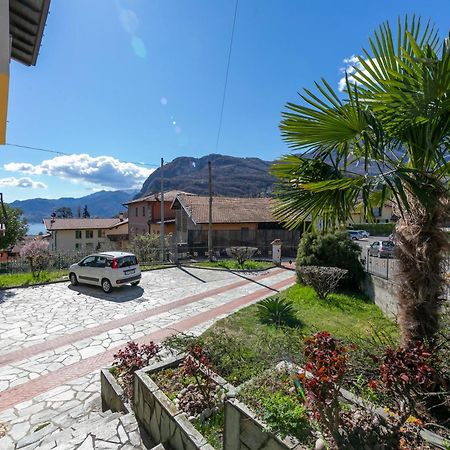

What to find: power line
left=215, top=0, right=239, bottom=153
left=3, top=142, right=160, bottom=168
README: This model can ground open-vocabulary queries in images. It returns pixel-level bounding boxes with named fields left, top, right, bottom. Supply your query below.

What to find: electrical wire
left=3, top=142, right=160, bottom=167
left=215, top=0, right=239, bottom=153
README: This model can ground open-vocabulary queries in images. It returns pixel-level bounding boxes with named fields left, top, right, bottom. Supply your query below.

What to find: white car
left=354, top=230, right=370, bottom=238
left=69, top=252, right=141, bottom=293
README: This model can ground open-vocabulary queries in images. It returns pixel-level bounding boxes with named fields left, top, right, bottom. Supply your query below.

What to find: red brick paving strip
left=0, top=274, right=295, bottom=412
left=0, top=268, right=287, bottom=367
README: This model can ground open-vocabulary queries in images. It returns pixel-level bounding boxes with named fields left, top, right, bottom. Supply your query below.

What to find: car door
left=77, top=255, right=100, bottom=285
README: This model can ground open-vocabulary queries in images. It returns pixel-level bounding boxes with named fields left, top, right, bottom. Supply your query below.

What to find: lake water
left=27, top=223, right=46, bottom=235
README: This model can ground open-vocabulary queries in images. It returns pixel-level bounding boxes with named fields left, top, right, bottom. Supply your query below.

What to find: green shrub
left=260, top=393, right=309, bottom=439
left=256, top=297, right=299, bottom=327
left=296, top=232, right=364, bottom=290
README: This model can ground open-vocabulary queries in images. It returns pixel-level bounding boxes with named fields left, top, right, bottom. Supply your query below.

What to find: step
left=16, top=410, right=147, bottom=450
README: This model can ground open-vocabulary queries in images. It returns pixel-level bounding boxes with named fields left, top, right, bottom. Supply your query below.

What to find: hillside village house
left=44, top=217, right=129, bottom=252
left=171, top=194, right=300, bottom=256
left=349, top=202, right=395, bottom=225
left=125, top=190, right=192, bottom=240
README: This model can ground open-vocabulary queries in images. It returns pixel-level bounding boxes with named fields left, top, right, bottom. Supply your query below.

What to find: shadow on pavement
left=68, top=284, right=144, bottom=302
left=0, top=289, right=17, bottom=304
left=175, top=265, right=207, bottom=283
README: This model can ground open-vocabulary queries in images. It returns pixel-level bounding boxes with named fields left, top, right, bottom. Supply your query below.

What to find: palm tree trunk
left=394, top=197, right=449, bottom=347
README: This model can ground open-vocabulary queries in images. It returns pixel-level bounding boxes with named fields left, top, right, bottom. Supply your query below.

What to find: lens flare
left=131, top=36, right=147, bottom=58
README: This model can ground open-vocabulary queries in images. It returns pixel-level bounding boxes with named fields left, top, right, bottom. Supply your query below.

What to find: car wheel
left=101, top=278, right=112, bottom=293
left=131, top=281, right=140, bottom=286
left=69, top=273, right=78, bottom=286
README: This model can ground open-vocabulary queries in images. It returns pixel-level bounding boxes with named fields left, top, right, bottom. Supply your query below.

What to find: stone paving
left=0, top=266, right=296, bottom=449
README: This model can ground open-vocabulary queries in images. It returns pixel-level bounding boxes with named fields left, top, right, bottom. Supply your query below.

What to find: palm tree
left=271, top=16, right=450, bottom=346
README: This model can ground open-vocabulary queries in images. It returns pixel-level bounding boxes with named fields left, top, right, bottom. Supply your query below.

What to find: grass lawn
left=168, top=283, right=398, bottom=385
left=190, top=259, right=274, bottom=270
left=0, top=270, right=68, bottom=288
left=140, top=264, right=175, bottom=271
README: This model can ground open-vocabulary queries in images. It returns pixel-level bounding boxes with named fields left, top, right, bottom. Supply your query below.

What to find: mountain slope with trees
left=137, top=154, right=275, bottom=198
left=9, top=190, right=136, bottom=223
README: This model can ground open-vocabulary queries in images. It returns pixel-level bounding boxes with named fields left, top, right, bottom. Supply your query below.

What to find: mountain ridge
left=137, top=154, right=275, bottom=198
left=9, top=190, right=136, bottom=223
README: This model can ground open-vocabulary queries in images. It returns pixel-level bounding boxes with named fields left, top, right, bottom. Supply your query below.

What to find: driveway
left=0, top=265, right=295, bottom=448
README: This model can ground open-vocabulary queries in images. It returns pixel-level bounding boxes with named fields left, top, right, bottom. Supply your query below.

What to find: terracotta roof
left=125, top=190, right=193, bottom=205
left=43, top=218, right=124, bottom=231
left=174, top=195, right=277, bottom=224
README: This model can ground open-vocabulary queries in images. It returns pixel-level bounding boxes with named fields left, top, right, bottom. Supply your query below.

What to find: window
left=118, top=255, right=138, bottom=268
left=81, top=255, right=96, bottom=266
left=85, top=230, right=93, bottom=239
left=142, top=206, right=146, bottom=216
left=135, top=207, right=138, bottom=217
left=75, top=243, right=81, bottom=250
left=96, top=256, right=107, bottom=267
left=75, top=230, right=82, bottom=239
left=98, top=230, right=105, bottom=238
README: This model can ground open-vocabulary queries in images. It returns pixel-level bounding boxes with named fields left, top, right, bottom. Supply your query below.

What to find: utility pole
left=160, top=158, right=165, bottom=262
left=208, top=161, right=213, bottom=261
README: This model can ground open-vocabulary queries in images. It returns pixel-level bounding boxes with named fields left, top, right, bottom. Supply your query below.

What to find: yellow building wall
left=350, top=204, right=394, bottom=225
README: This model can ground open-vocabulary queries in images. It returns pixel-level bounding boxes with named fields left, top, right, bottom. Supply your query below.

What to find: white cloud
left=338, top=55, right=380, bottom=92
left=4, top=154, right=154, bottom=189
left=0, top=177, right=47, bottom=189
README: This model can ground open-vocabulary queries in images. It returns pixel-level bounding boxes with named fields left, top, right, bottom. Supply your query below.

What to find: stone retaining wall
left=134, top=356, right=217, bottom=450
left=100, top=368, right=130, bottom=414
left=363, top=273, right=398, bottom=318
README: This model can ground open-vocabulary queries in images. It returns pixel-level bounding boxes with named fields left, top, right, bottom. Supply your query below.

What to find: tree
left=54, top=206, right=73, bottom=218
left=271, top=16, right=450, bottom=346
left=130, top=233, right=169, bottom=263
left=296, top=231, right=364, bottom=289
left=82, top=205, right=90, bottom=218
left=20, top=239, right=50, bottom=277
left=0, top=204, right=28, bottom=249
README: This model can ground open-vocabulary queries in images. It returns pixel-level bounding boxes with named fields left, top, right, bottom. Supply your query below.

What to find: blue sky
left=1, top=0, right=449, bottom=201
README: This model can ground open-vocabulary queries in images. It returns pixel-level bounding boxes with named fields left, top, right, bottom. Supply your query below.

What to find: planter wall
left=134, top=355, right=231, bottom=450
left=100, top=368, right=131, bottom=414
left=223, top=394, right=304, bottom=450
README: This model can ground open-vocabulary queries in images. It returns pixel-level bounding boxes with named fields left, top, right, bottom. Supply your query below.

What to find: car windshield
left=118, top=255, right=138, bottom=268
left=381, top=241, right=394, bottom=247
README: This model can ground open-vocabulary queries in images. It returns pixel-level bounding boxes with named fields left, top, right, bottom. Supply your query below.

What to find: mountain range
left=9, top=154, right=277, bottom=224
left=137, top=154, right=275, bottom=198
left=9, top=190, right=136, bottom=224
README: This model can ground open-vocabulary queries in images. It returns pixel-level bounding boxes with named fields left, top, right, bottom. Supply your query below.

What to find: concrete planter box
left=100, top=367, right=131, bottom=414
left=223, top=392, right=306, bottom=450
left=134, top=355, right=231, bottom=450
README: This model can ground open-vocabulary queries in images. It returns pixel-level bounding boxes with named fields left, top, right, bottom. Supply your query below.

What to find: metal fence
left=185, top=229, right=300, bottom=258
left=364, top=252, right=450, bottom=299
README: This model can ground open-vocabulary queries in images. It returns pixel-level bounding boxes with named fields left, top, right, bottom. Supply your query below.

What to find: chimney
left=119, top=212, right=124, bottom=222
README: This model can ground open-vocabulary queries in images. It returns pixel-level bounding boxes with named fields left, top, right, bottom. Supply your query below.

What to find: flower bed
left=134, top=354, right=229, bottom=450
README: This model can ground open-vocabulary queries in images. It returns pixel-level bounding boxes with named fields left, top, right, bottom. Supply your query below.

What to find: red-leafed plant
left=377, top=342, right=436, bottom=417
left=294, top=331, right=351, bottom=447
left=113, top=341, right=161, bottom=399
left=179, top=344, right=216, bottom=413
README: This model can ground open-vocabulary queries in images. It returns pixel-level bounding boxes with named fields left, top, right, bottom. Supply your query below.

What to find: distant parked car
left=367, top=240, right=395, bottom=258
left=347, top=230, right=361, bottom=240
left=353, top=230, right=370, bottom=238
left=69, top=252, right=141, bottom=293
